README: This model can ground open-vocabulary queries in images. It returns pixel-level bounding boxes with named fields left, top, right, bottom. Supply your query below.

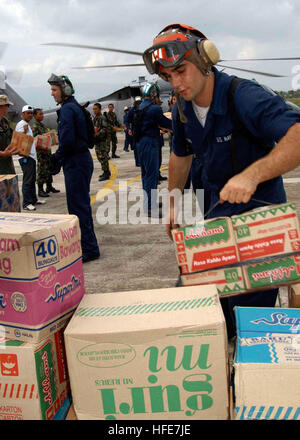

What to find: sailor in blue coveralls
left=47, top=74, right=100, bottom=263
left=137, top=82, right=172, bottom=217
left=143, top=24, right=300, bottom=337
left=123, top=106, right=133, bottom=152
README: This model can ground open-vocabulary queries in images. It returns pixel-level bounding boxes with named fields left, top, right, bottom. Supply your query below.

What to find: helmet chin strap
left=175, top=92, right=188, bottom=124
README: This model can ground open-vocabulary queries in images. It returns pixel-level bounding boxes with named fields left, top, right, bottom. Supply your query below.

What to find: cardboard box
left=288, top=284, right=300, bottom=308
left=233, top=306, right=300, bottom=420
left=11, top=131, right=34, bottom=157
left=0, top=175, right=21, bottom=212
left=181, top=266, right=246, bottom=297
left=0, top=212, right=85, bottom=343
left=35, top=131, right=58, bottom=152
left=35, top=133, right=52, bottom=152
left=232, top=203, right=300, bottom=261
left=172, top=218, right=243, bottom=297
left=64, top=285, right=230, bottom=420
left=242, top=255, right=300, bottom=291
left=0, top=330, right=71, bottom=420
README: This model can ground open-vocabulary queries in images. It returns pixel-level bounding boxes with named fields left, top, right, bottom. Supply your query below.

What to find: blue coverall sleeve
left=55, top=105, right=76, bottom=160
left=155, top=107, right=172, bottom=131
left=234, top=81, right=300, bottom=141
left=170, top=105, right=192, bottom=157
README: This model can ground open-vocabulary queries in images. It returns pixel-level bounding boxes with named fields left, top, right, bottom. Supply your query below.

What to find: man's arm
left=167, top=152, right=193, bottom=240
left=220, top=122, right=300, bottom=204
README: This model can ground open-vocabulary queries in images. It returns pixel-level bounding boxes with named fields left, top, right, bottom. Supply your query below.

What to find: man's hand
left=219, top=173, right=258, bottom=204
left=166, top=204, right=180, bottom=241
left=0, top=144, right=19, bottom=158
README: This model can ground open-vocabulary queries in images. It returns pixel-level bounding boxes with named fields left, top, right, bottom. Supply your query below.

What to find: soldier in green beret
left=0, top=95, right=18, bottom=174
left=93, top=103, right=111, bottom=181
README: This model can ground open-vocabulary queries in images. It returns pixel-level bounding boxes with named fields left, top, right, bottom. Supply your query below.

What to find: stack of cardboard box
left=233, top=306, right=300, bottom=420
left=172, top=203, right=300, bottom=298
left=0, top=212, right=86, bottom=420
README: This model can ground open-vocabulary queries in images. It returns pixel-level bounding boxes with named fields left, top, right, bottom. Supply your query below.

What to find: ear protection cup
left=63, top=83, right=73, bottom=96
left=186, top=39, right=219, bottom=76
left=61, top=76, right=74, bottom=97
left=199, top=40, right=220, bottom=66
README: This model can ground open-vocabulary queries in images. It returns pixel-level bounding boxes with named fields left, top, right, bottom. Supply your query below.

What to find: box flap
left=65, top=285, right=224, bottom=337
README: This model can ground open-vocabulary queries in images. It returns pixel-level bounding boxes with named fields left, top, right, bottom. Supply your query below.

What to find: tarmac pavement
left=12, top=132, right=295, bottom=307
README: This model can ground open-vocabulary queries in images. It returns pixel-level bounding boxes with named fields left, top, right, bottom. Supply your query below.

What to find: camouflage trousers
left=95, top=141, right=110, bottom=174
left=106, top=132, right=118, bottom=155
left=37, top=151, right=52, bottom=185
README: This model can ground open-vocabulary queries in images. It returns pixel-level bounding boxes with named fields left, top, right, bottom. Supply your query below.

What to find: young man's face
left=93, top=105, right=101, bottom=116
left=51, top=85, right=62, bottom=104
left=34, top=110, right=44, bottom=123
left=22, top=110, right=33, bottom=123
left=160, top=60, right=207, bottom=104
left=108, top=104, right=114, bottom=113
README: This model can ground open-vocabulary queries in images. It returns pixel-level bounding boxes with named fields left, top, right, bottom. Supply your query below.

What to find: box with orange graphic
left=0, top=330, right=71, bottom=420
left=172, top=218, right=246, bottom=297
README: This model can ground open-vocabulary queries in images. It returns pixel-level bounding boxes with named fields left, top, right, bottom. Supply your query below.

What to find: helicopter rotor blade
left=220, top=57, right=300, bottom=62
left=0, top=42, right=7, bottom=60
left=217, top=63, right=286, bottom=78
left=72, top=63, right=145, bottom=69
left=42, top=42, right=143, bottom=57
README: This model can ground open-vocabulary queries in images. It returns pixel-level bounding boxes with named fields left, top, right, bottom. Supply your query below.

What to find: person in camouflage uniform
left=104, top=103, right=121, bottom=158
left=93, top=103, right=111, bottom=181
left=0, top=95, right=18, bottom=174
left=32, top=108, right=60, bottom=197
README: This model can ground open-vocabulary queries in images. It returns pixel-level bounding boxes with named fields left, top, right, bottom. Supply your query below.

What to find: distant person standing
left=47, top=73, right=100, bottom=263
left=105, top=103, right=121, bottom=158
left=92, top=103, right=110, bottom=181
left=127, top=96, right=142, bottom=167
left=0, top=95, right=18, bottom=174
left=16, top=105, right=46, bottom=211
left=136, top=82, right=172, bottom=217
left=122, top=106, right=132, bottom=152
left=32, top=108, right=60, bottom=197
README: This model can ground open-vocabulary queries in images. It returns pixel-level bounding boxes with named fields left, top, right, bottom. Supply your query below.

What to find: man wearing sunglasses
left=143, top=24, right=300, bottom=338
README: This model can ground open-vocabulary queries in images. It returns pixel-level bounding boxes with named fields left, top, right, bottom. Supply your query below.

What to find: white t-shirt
left=192, top=102, right=210, bottom=127
left=15, top=119, right=37, bottom=161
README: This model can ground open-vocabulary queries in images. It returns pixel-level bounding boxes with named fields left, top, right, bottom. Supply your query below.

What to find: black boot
left=38, top=184, right=50, bottom=197
left=46, top=185, right=60, bottom=193
left=99, top=172, right=111, bottom=181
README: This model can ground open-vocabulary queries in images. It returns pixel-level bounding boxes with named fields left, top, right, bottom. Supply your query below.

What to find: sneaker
left=23, top=204, right=36, bottom=211
left=35, top=199, right=46, bottom=205
left=112, top=154, right=120, bottom=158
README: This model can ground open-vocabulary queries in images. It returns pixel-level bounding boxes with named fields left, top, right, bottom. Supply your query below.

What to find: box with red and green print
left=0, top=330, right=71, bottom=420
left=232, top=203, right=300, bottom=290
left=231, top=203, right=300, bottom=262
left=172, top=218, right=246, bottom=296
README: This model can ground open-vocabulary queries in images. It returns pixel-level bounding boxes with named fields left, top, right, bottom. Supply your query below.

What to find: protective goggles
left=143, top=38, right=199, bottom=74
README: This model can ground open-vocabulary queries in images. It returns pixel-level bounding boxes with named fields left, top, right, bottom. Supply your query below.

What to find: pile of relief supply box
left=0, top=212, right=86, bottom=420
left=63, top=285, right=230, bottom=420
left=232, top=306, right=300, bottom=420
left=172, top=202, right=300, bottom=298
